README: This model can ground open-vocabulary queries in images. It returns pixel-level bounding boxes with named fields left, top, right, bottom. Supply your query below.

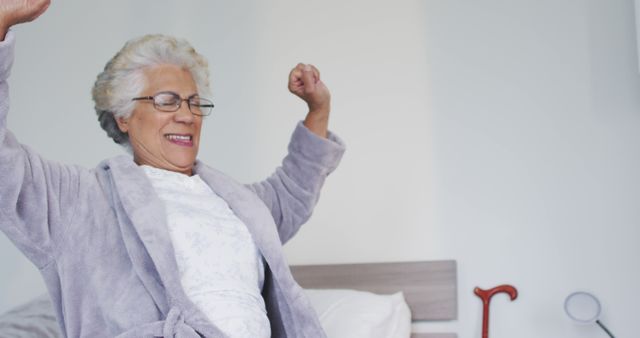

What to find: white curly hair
left=92, top=34, right=211, bottom=149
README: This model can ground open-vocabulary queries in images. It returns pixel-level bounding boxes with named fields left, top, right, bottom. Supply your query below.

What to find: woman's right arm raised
left=0, top=0, right=83, bottom=268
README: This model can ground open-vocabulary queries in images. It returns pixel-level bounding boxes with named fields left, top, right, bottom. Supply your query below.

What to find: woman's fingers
left=288, top=66, right=303, bottom=91
left=288, top=63, right=320, bottom=94
left=288, top=63, right=330, bottom=112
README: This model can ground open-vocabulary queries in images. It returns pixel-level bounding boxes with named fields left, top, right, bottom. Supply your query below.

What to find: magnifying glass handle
left=596, top=320, right=615, bottom=338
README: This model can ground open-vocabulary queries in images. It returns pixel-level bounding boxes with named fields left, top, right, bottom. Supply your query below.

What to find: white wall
left=1, top=1, right=638, bottom=337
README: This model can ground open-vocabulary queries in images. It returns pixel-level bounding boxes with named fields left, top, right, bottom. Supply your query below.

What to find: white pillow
left=303, top=289, right=411, bottom=338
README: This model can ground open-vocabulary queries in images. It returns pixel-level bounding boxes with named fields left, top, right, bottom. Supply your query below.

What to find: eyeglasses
left=132, top=91, right=214, bottom=116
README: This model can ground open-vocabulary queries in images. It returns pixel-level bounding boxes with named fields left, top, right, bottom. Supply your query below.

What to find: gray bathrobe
left=0, top=31, right=345, bottom=337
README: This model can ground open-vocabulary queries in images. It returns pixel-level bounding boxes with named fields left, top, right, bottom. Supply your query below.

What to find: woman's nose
left=173, top=101, right=195, bottom=123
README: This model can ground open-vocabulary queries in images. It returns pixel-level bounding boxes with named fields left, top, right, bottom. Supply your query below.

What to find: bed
left=0, top=260, right=457, bottom=337
left=291, top=260, right=458, bottom=338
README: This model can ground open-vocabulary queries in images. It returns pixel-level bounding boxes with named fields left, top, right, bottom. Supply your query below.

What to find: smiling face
left=116, top=64, right=203, bottom=176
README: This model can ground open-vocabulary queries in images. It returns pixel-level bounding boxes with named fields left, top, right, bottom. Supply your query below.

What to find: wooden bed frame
left=291, top=260, right=457, bottom=338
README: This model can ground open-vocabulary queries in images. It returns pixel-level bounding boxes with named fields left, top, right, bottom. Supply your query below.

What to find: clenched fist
left=0, top=0, right=50, bottom=40
left=288, top=63, right=330, bottom=114
left=288, top=63, right=331, bottom=138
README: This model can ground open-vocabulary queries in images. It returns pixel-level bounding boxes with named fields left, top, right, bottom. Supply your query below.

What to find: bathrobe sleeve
left=0, top=31, right=83, bottom=268
left=246, top=122, right=345, bottom=244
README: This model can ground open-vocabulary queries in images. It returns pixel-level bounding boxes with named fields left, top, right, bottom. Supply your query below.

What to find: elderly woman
left=0, top=2, right=344, bottom=338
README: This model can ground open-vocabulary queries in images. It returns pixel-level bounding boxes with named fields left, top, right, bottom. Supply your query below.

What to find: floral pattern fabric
left=142, top=165, right=270, bottom=338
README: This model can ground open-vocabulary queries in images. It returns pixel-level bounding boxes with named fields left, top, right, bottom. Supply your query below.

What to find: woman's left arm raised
left=247, top=64, right=345, bottom=244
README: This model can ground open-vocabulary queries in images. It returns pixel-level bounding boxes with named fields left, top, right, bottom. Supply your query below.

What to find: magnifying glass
left=564, top=291, right=616, bottom=338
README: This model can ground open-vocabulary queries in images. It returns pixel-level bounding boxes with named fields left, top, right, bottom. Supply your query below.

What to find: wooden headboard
left=290, top=260, right=457, bottom=338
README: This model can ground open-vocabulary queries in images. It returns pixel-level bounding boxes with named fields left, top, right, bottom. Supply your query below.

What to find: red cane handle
left=474, top=285, right=518, bottom=338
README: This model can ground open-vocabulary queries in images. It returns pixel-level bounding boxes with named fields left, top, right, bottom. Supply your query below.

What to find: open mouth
left=164, top=133, right=193, bottom=146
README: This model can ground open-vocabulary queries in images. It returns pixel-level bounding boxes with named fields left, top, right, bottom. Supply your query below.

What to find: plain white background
left=1, top=1, right=639, bottom=337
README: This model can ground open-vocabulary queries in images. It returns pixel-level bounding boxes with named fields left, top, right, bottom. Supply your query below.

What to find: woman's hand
left=288, top=63, right=331, bottom=138
left=0, top=0, right=50, bottom=40
left=288, top=63, right=330, bottom=113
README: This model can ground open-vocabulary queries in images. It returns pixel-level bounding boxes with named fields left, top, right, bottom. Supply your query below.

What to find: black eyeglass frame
left=131, top=91, right=215, bottom=116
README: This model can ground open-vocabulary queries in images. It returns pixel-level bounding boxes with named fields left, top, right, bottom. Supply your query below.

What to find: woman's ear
left=115, top=116, right=129, bottom=133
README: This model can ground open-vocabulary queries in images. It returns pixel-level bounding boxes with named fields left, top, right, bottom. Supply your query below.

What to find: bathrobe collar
left=103, top=155, right=285, bottom=315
